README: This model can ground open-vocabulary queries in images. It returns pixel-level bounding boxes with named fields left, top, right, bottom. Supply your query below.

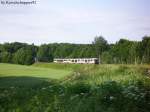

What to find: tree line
left=0, top=36, right=150, bottom=65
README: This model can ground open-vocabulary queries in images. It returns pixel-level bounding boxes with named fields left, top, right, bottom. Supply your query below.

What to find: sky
left=0, top=0, right=150, bottom=45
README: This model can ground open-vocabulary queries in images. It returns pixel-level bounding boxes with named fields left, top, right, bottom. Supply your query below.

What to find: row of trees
left=100, top=37, right=150, bottom=64
left=0, top=36, right=150, bottom=65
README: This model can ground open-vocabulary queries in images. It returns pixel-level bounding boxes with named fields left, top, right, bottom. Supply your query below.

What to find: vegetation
left=0, top=36, right=150, bottom=65
left=0, top=35, right=150, bottom=111
left=37, top=45, right=53, bottom=62
left=13, top=47, right=35, bottom=65
left=0, top=63, right=150, bottom=112
left=0, top=63, right=71, bottom=79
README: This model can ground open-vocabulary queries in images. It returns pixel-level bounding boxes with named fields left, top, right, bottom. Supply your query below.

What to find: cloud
left=0, top=0, right=150, bottom=45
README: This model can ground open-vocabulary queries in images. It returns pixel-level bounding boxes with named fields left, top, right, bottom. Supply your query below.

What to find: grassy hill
left=0, top=63, right=150, bottom=112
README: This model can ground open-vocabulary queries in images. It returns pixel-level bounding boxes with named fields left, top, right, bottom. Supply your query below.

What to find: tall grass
left=64, top=65, right=148, bottom=85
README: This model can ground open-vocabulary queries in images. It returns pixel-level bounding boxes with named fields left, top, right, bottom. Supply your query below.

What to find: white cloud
left=0, top=0, right=150, bottom=45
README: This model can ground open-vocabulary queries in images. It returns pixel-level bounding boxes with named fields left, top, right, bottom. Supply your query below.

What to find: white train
left=54, top=58, right=99, bottom=64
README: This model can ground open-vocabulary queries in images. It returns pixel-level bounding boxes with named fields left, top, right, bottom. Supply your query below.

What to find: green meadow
left=0, top=63, right=150, bottom=112
left=0, top=63, right=71, bottom=79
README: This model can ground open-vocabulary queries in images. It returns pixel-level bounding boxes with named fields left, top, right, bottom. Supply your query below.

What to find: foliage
left=37, top=44, right=53, bottom=62
left=140, top=36, right=150, bottom=63
left=0, top=51, right=12, bottom=63
left=92, top=36, right=108, bottom=57
left=0, top=36, right=150, bottom=65
left=101, top=51, right=113, bottom=64
left=13, top=47, right=35, bottom=65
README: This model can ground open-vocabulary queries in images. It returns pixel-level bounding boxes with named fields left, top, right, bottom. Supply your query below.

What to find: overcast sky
left=0, top=0, right=150, bottom=45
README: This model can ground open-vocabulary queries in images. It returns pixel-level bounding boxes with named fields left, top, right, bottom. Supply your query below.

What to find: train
left=54, top=58, right=99, bottom=64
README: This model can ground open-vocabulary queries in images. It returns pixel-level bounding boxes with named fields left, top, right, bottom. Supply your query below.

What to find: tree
left=92, top=36, right=108, bottom=58
left=0, top=52, right=12, bottom=63
left=37, top=45, right=53, bottom=62
left=101, top=51, right=113, bottom=64
left=128, top=42, right=139, bottom=64
left=0, top=35, right=150, bottom=65
left=141, top=36, right=150, bottom=63
left=13, top=47, right=35, bottom=65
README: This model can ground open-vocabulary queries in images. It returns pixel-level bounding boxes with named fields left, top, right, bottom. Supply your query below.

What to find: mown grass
left=0, top=63, right=150, bottom=112
left=0, top=63, right=71, bottom=79
left=33, top=62, right=87, bottom=71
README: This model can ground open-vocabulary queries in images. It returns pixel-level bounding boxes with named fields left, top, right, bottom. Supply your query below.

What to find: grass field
left=0, top=63, right=71, bottom=79
left=0, top=63, right=150, bottom=112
